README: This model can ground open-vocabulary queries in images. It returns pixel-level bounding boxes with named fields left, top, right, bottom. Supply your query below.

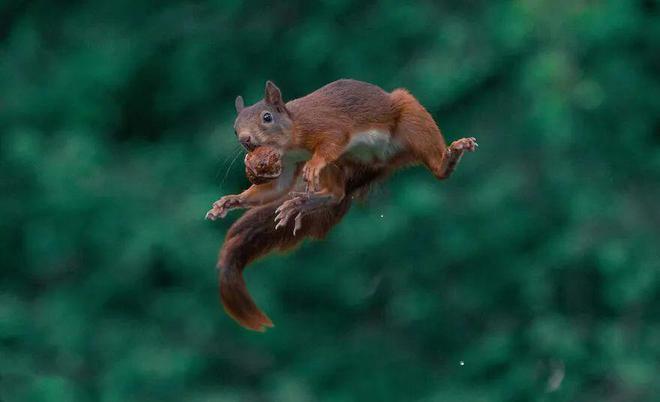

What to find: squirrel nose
left=239, top=136, right=256, bottom=151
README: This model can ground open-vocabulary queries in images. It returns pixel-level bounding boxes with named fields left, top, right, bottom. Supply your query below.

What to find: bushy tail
left=220, top=255, right=273, bottom=331
left=218, top=197, right=352, bottom=331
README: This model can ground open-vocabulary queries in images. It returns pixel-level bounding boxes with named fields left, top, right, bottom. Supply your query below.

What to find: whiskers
left=215, top=144, right=245, bottom=188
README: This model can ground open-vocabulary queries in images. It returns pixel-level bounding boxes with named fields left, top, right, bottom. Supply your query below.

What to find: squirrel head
left=233, top=81, right=293, bottom=152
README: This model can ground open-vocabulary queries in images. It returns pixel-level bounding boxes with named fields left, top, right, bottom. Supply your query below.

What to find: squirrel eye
left=262, top=112, right=273, bottom=123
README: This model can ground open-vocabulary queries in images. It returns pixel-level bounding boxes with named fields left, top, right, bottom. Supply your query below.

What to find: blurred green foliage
left=1, top=1, right=659, bottom=401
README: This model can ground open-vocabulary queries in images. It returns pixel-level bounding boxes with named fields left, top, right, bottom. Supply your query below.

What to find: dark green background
left=1, top=1, right=659, bottom=401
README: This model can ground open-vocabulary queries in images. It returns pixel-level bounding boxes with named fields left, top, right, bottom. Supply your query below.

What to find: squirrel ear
left=264, top=81, right=284, bottom=107
left=235, top=95, right=244, bottom=114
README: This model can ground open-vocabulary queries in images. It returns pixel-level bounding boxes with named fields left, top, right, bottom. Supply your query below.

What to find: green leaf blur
left=1, top=1, right=659, bottom=401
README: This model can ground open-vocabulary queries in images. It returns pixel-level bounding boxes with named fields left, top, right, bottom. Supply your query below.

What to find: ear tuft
left=235, top=96, right=244, bottom=114
left=264, top=81, right=284, bottom=106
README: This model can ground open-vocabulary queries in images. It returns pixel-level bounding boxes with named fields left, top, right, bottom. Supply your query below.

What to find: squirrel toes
left=207, top=79, right=477, bottom=331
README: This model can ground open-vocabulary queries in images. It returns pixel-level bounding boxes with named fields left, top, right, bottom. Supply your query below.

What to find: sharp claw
left=276, top=207, right=294, bottom=228
left=274, top=194, right=309, bottom=233
left=274, top=216, right=285, bottom=230
left=293, top=213, right=302, bottom=236
left=277, top=217, right=289, bottom=229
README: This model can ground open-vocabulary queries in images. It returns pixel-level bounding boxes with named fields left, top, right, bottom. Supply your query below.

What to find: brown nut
left=245, top=146, right=282, bottom=185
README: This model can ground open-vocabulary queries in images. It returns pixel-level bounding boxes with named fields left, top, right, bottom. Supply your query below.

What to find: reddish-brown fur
left=219, top=161, right=381, bottom=331
left=209, top=79, right=477, bottom=330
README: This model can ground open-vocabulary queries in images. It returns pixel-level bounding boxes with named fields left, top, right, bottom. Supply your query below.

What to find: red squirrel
left=207, top=79, right=477, bottom=331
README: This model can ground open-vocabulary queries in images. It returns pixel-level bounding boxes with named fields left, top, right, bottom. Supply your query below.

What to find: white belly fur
left=345, top=129, right=400, bottom=163
left=277, top=150, right=307, bottom=192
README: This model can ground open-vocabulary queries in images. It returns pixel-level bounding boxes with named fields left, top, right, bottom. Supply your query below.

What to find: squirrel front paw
left=205, top=195, right=242, bottom=221
left=302, top=160, right=325, bottom=193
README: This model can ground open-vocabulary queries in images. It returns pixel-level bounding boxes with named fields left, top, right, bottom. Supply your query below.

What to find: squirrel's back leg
left=219, top=197, right=350, bottom=331
left=390, top=89, right=476, bottom=180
